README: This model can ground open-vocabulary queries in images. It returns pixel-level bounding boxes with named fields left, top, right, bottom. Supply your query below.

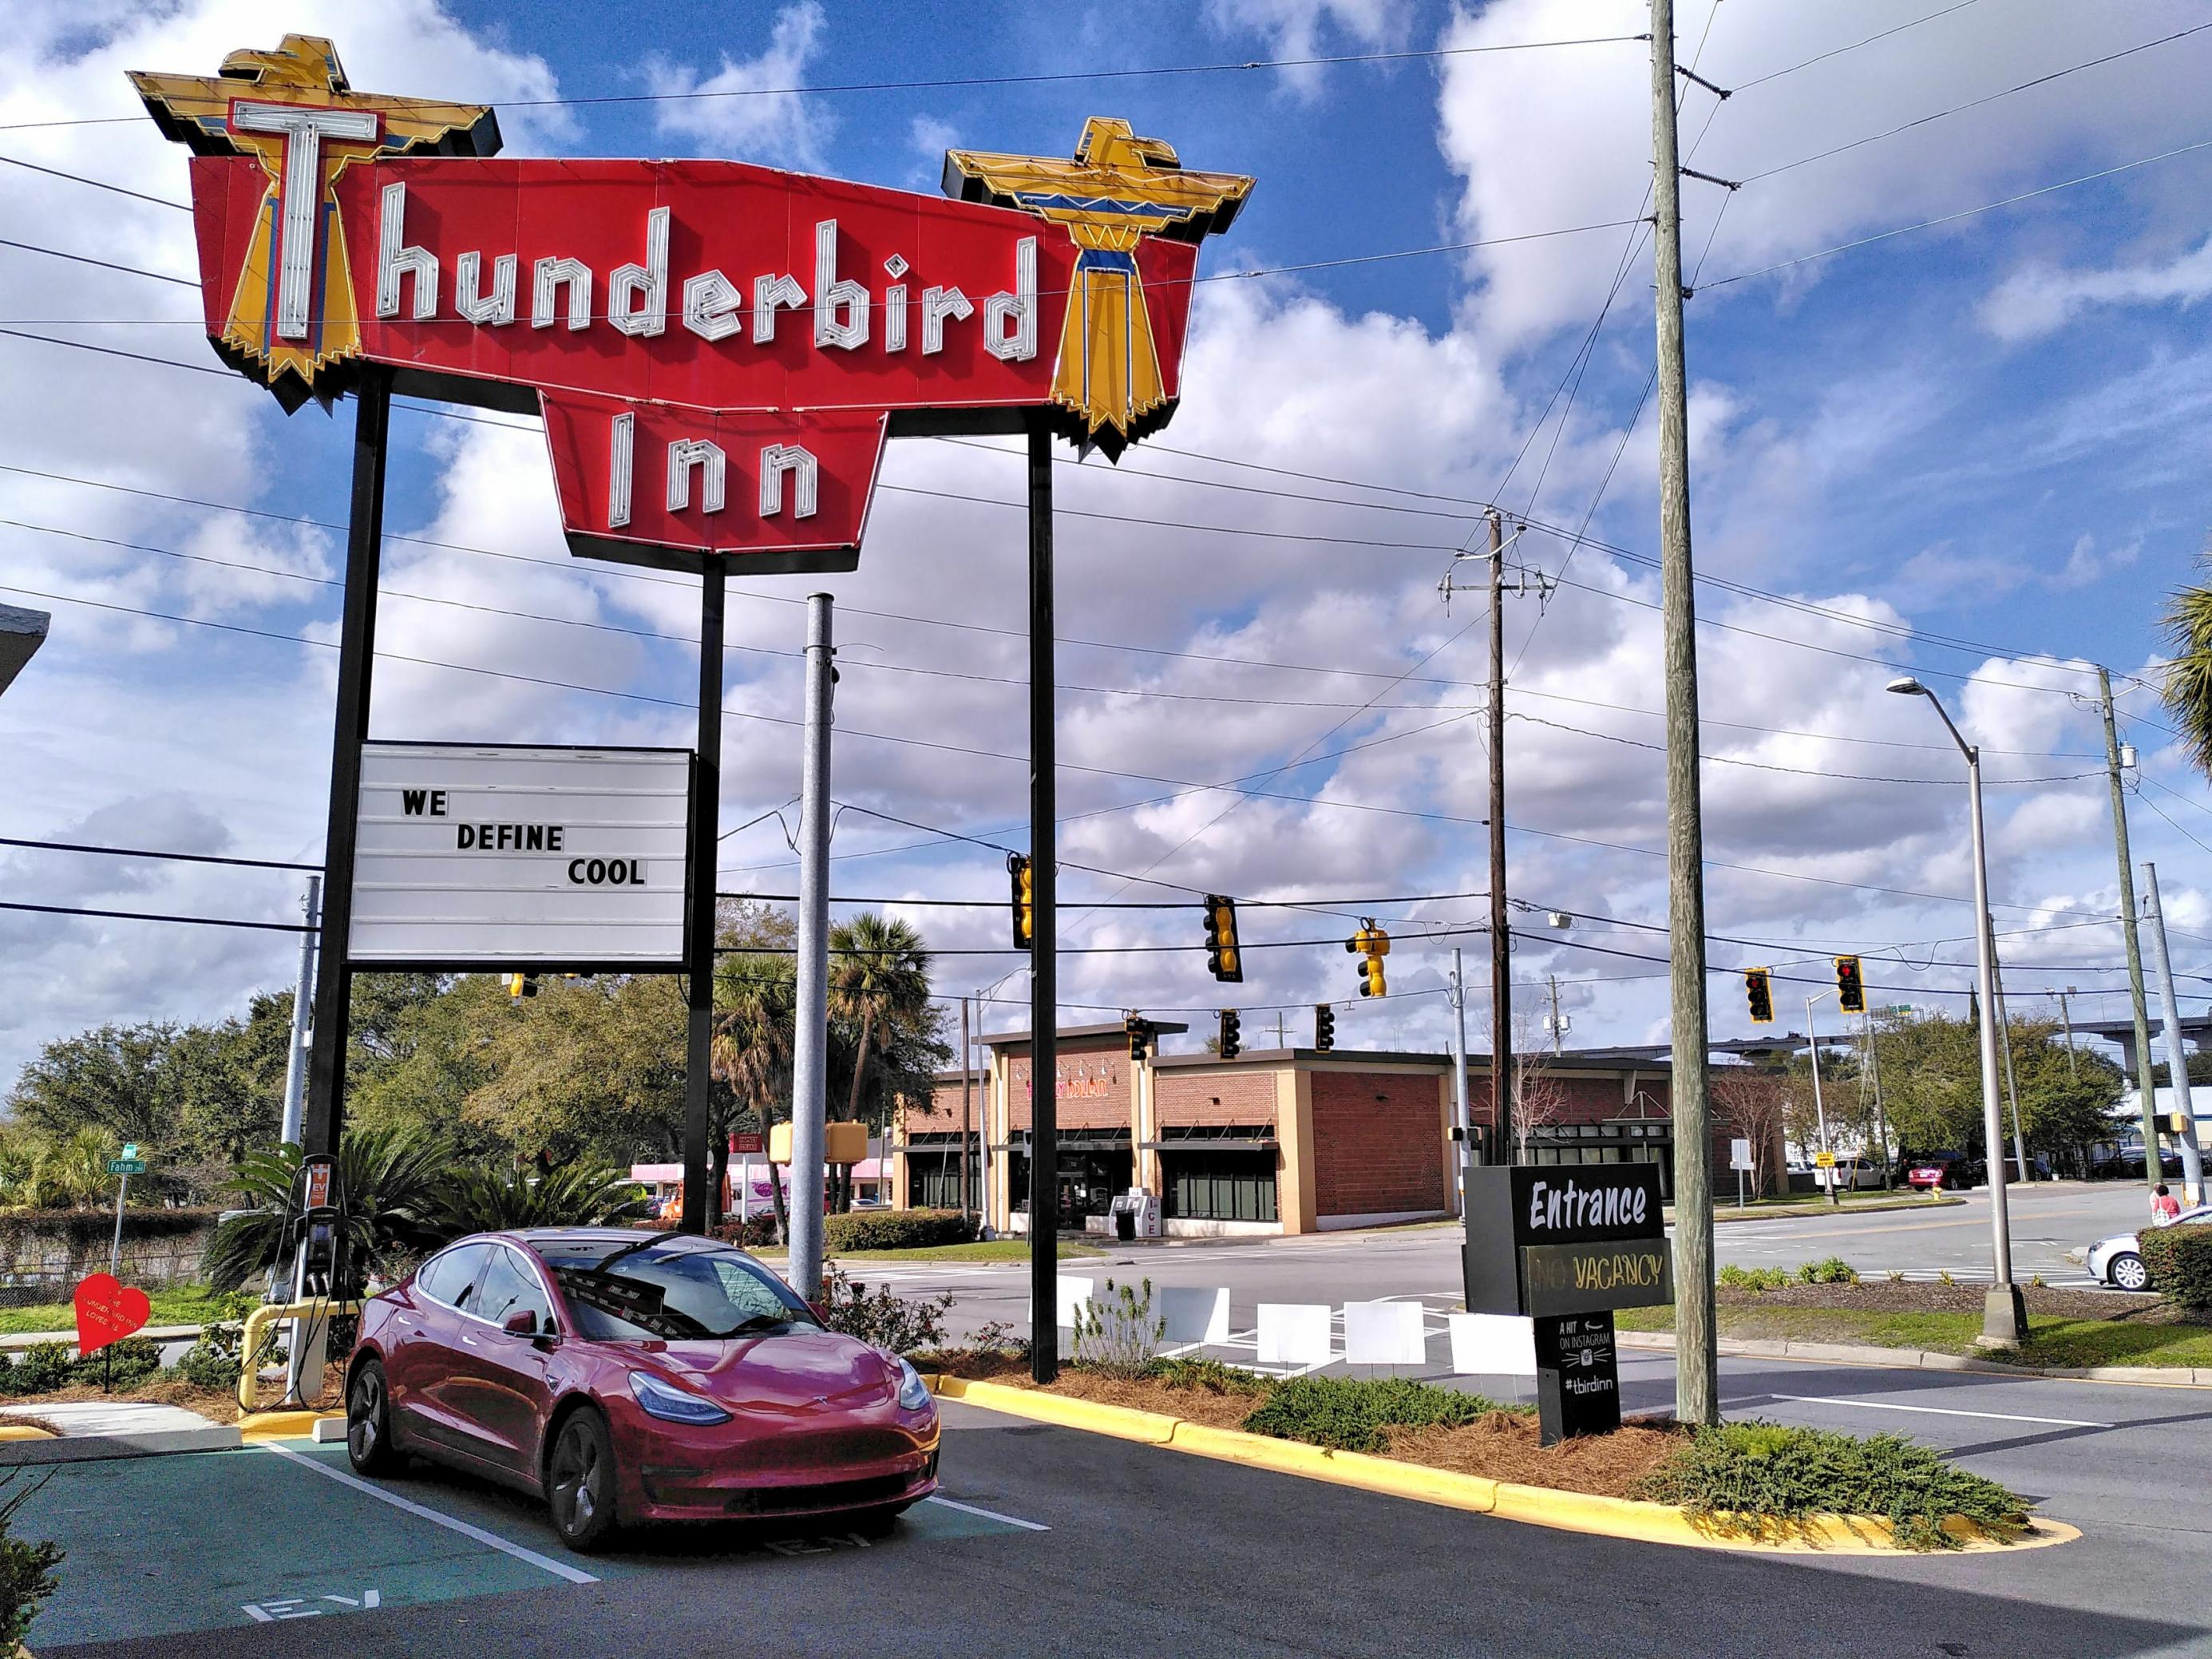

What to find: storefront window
left=1161, top=1150, right=1277, bottom=1222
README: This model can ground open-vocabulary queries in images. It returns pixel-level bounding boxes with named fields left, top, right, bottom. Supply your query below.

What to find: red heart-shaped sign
left=74, top=1273, right=150, bottom=1358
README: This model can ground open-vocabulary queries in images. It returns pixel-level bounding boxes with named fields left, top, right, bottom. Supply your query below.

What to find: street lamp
left=1886, top=675, right=2024, bottom=1345
left=1805, top=988, right=1840, bottom=1208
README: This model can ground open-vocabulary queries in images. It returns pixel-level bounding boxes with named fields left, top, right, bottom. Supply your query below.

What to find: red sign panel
left=729, top=1131, right=766, bottom=1156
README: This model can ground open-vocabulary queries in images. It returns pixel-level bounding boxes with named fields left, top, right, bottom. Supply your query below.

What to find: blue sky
left=3, top=0, right=2212, bottom=1091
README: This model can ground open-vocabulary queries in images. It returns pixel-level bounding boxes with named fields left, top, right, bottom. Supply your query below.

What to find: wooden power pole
left=1650, top=0, right=1718, bottom=1427
left=1487, top=508, right=1513, bottom=1164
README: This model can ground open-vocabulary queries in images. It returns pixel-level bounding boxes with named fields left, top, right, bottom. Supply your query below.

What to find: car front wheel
left=546, top=1409, right=619, bottom=1551
left=2109, top=1252, right=2151, bottom=1292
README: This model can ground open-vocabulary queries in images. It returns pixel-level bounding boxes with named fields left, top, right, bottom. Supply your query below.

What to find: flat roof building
left=894, top=1022, right=1765, bottom=1237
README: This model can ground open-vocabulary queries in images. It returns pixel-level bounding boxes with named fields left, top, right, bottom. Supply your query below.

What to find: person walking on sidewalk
left=2151, top=1183, right=2182, bottom=1226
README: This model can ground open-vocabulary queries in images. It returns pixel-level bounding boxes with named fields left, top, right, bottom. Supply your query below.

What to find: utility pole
left=1275, top=1011, right=1288, bottom=1049
left=1651, top=0, right=1718, bottom=1425
left=1987, top=935, right=2032, bottom=1183
left=787, top=594, right=835, bottom=1301
left=2145, top=861, right=2204, bottom=1202
left=279, top=875, right=321, bottom=1148
left=2099, top=667, right=2160, bottom=1192
left=1864, top=1008, right=1892, bottom=1190
left=1450, top=948, right=1473, bottom=1202
left=1027, top=422, right=1060, bottom=1387
left=2052, top=987, right=2078, bottom=1079
left=959, top=995, right=972, bottom=1220
left=1546, top=974, right=1566, bottom=1055
left=1486, top=507, right=1514, bottom=1164
left=1806, top=995, right=1839, bottom=1208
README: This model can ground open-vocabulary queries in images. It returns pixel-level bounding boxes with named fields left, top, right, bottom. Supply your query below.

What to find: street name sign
left=106, top=1159, right=147, bottom=1177
left=349, top=742, right=691, bottom=969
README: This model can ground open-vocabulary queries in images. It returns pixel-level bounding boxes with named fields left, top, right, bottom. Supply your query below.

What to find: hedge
left=1240, top=1376, right=1506, bottom=1454
left=821, top=1208, right=977, bottom=1253
left=0, top=1209, right=222, bottom=1249
left=2139, top=1225, right=2212, bottom=1307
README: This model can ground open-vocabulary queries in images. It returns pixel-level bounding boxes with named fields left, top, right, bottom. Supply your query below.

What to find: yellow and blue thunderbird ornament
left=944, top=118, right=1255, bottom=457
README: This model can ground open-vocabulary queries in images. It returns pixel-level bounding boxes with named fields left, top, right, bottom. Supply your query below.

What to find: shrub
left=1636, top=1421, right=2027, bottom=1550
left=821, top=1208, right=977, bottom=1253
left=0, top=1344, right=72, bottom=1396
left=78, top=1336, right=161, bottom=1388
left=1146, top=1356, right=1270, bottom=1396
left=1070, top=1278, right=1165, bottom=1378
left=1241, top=1376, right=1506, bottom=1454
left=1717, top=1265, right=1789, bottom=1292
left=712, top=1214, right=779, bottom=1250
left=814, top=1264, right=952, bottom=1356
left=1795, top=1257, right=1860, bottom=1285
left=0, top=1470, right=61, bottom=1648
left=2140, top=1225, right=2212, bottom=1308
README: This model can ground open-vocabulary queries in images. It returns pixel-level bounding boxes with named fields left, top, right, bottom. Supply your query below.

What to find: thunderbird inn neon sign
left=133, top=36, right=1256, bottom=573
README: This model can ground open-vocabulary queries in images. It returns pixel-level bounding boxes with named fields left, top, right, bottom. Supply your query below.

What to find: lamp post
left=1805, top=989, right=1840, bottom=1207
left=1886, top=676, right=2024, bottom=1345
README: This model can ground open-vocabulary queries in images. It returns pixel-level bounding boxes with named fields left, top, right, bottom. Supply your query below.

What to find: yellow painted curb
left=238, top=1410, right=342, bottom=1442
left=0, top=1427, right=52, bottom=1443
left=928, top=1374, right=2078, bottom=1554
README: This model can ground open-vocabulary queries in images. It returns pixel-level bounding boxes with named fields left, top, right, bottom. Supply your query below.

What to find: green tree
left=23, top=1126, right=122, bottom=1210
left=829, top=913, right=934, bottom=1130
left=1869, top=1012, right=1987, bottom=1154
left=204, top=1127, right=449, bottom=1296
left=2159, top=548, right=2212, bottom=778
left=461, top=974, right=688, bottom=1166
left=429, top=1161, right=647, bottom=1242
left=6, top=1022, right=176, bottom=1150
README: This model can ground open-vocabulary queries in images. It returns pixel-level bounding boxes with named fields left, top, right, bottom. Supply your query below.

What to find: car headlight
left=895, top=1356, right=932, bottom=1412
left=629, top=1371, right=731, bottom=1425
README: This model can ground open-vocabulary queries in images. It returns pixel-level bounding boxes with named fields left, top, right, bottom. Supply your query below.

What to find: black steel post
left=1027, top=420, right=1058, bottom=1385
left=681, top=562, right=726, bottom=1235
left=302, top=366, right=392, bottom=1158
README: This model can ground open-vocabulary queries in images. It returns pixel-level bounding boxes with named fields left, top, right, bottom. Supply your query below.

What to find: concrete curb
left=0, top=1327, right=199, bottom=1355
left=0, top=1427, right=241, bottom=1464
left=238, top=1411, right=346, bottom=1442
left=1615, top=1329, right=2212, bottom=1388
left=928, top=1376, right=2075, bottom=1554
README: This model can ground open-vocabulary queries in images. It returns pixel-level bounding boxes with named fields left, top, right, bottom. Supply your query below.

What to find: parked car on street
left=1901, top=1151, right=1984, bottom=1190
left=343, top=1228, right=940, bottom=1550
left=2086, top=1206, right=2212, bottom=1291
left=2091, top=1150, right=2184, bottom=1182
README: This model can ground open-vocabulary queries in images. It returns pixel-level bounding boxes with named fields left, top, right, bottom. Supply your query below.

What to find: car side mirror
left=503, top=1310, right=540, bottom=1337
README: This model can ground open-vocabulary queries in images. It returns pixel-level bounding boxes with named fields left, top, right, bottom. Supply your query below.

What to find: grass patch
left=1637, top=1422, right=2028, bottom=1550
left=0, top=1284, right=233, bottom=1337
left=1617, top=1303, right=2212, bottom=1368
left=1240, top=1375, right=1519, bottom=1454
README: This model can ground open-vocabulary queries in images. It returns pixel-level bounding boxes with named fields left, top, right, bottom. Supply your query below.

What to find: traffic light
left=1218, top=1008, right=1241, bottom=1059
left=507, top=972, right=540, bottom=999
left=1347, top=918, right=1389, bottom=998
left=1008, top=853, right=1033, bottom=951
left=1203, top=894, right=1243, bottom=983
left=1124, top=1012, right=1153, bottom=1060
left=1314, top=1003, right=1336, bottom=1051
left=1834, top=954, right=1865, bottom=1015
left=1743, top=968, right=1774, bottom=1025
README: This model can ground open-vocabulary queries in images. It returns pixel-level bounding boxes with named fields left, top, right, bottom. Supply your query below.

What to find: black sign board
left=1460, top=1164, right=1664, bottom=1444
left=1534, top=1313, right=1620, bottom=1440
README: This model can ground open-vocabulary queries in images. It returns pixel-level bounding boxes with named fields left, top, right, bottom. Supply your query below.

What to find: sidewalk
left=1618, top=1328, right=2212, bottom=1388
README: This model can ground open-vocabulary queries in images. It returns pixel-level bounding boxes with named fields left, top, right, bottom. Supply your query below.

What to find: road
left=34, top=1352, right=2210, bottom=1657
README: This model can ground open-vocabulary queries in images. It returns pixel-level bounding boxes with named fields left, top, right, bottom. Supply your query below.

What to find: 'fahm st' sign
left=132, top=36, right=1255, bottom=572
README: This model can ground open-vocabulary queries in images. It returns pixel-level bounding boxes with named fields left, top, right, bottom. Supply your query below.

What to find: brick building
left=893, top=1024, right=1771, bottom=1237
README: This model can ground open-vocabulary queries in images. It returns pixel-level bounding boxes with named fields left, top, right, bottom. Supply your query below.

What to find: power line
left=1739, top=21, right=2212, bottom=185
left=0, top=34, right=1648, bottom=133
left=0, top=835, right=317, bottom=873
left=1733, top=2, right=1981, bottom=93
left=0, top=154, right=188, bottom=212
left=0, top=898, right=307, bottom=932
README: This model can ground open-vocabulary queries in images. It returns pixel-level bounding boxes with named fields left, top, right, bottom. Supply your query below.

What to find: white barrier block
left=1039, top=1275, right=1094, bottom=1329
left=1343, top=1300, right=1427, bottom=1366
left=1256, top=1302, right=1332, bottom=1367
left=1159, top=1285, right=1231, bottom=1346
left=1447, top=1313, right=1537, bottom=1377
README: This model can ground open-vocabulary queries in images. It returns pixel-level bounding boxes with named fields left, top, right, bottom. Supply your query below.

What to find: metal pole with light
left=1806, top=990, right=1839, bottom=1207
left=1886, top=676, right=2024, bottom=1344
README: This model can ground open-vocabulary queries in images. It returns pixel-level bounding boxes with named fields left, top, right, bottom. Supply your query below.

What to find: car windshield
left=536, top=1237, right=818, bottom=1342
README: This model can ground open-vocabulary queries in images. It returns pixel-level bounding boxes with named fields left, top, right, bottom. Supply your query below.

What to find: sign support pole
left=1027, top=420, right=1059, bottom=1388
left=303, top=366, right=392, bottom=1161
left=787, top=594, right=834, bottom=1297
left=680, top=564, right=726, bottom=1235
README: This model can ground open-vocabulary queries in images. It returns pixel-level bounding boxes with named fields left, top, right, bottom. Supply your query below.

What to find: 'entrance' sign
left=350, top=742, right=691, bottom=968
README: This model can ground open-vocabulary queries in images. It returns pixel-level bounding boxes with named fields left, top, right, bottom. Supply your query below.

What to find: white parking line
left=1741, top=1393, right=2112, bottom=1430
left=924, top=1495, right=1050, bottom=1531
left=259, top=1443, right=599, bottom=1585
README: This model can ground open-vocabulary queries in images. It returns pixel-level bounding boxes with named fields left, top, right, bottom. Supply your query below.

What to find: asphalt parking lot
left=20, top=1383, right=2211, bottom=1659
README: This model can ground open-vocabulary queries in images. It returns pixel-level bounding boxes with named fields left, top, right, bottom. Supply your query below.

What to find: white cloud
left=1205, top=0, right=1414, bottom=96
left=1981, top=232, right=2212, bottom=341
left=643, top=2, right=833, bottom=169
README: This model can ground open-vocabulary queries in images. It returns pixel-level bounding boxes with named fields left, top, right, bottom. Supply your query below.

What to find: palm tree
left=713, top=951, right=796, bottom=1236
left=829, top=915, right=932, bottom=1208
left=204, top=1126, right=448, bottom=1296
left=24, top=1126, right=120, bottom=1210
left=2162, top=556, right=2212, bottom=778
left=428, top=1162, right=646, bottom=1241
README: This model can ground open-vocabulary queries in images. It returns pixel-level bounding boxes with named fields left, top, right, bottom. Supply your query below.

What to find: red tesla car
left=342, top=1228, right=940, bottom=1550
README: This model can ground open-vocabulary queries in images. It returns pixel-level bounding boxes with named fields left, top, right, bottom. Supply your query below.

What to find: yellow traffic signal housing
left=1203, top=894, right=1243, bottom=983
left=1347, top=918, right=1390, bottom=998
left=1008, top=853, right=1034, bottom=951
left=1125, top=1012, right=1153, bottom=1060
left=507, top=972, right=539, bottom=999
left=1744, top=968, right=1774, bottom=1024
left=1834, top=954, right=1865, bottom=1015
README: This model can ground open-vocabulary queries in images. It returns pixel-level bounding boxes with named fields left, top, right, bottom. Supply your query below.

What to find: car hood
left=2089, top=1232, right=2140, bottom=1253
left=608, top=1328, right=900, bottom=1412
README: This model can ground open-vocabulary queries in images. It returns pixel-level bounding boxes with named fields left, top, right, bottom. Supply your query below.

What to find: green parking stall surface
left=14, top=1441, right=1035, bottom=1651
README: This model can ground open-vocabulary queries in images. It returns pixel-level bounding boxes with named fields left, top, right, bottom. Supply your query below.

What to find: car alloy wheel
left=547, top=1411, right=617, bottom=1550
left=346, top=1359, right=397, bottom=1476
left=2110, top=1253, right=2150, bottom=1293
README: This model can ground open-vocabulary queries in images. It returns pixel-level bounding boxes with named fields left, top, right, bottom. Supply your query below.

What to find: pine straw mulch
left=918, top=1349, right=1686, bottom=1496
left=1718, top=1280, right=2190, bottom=1322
